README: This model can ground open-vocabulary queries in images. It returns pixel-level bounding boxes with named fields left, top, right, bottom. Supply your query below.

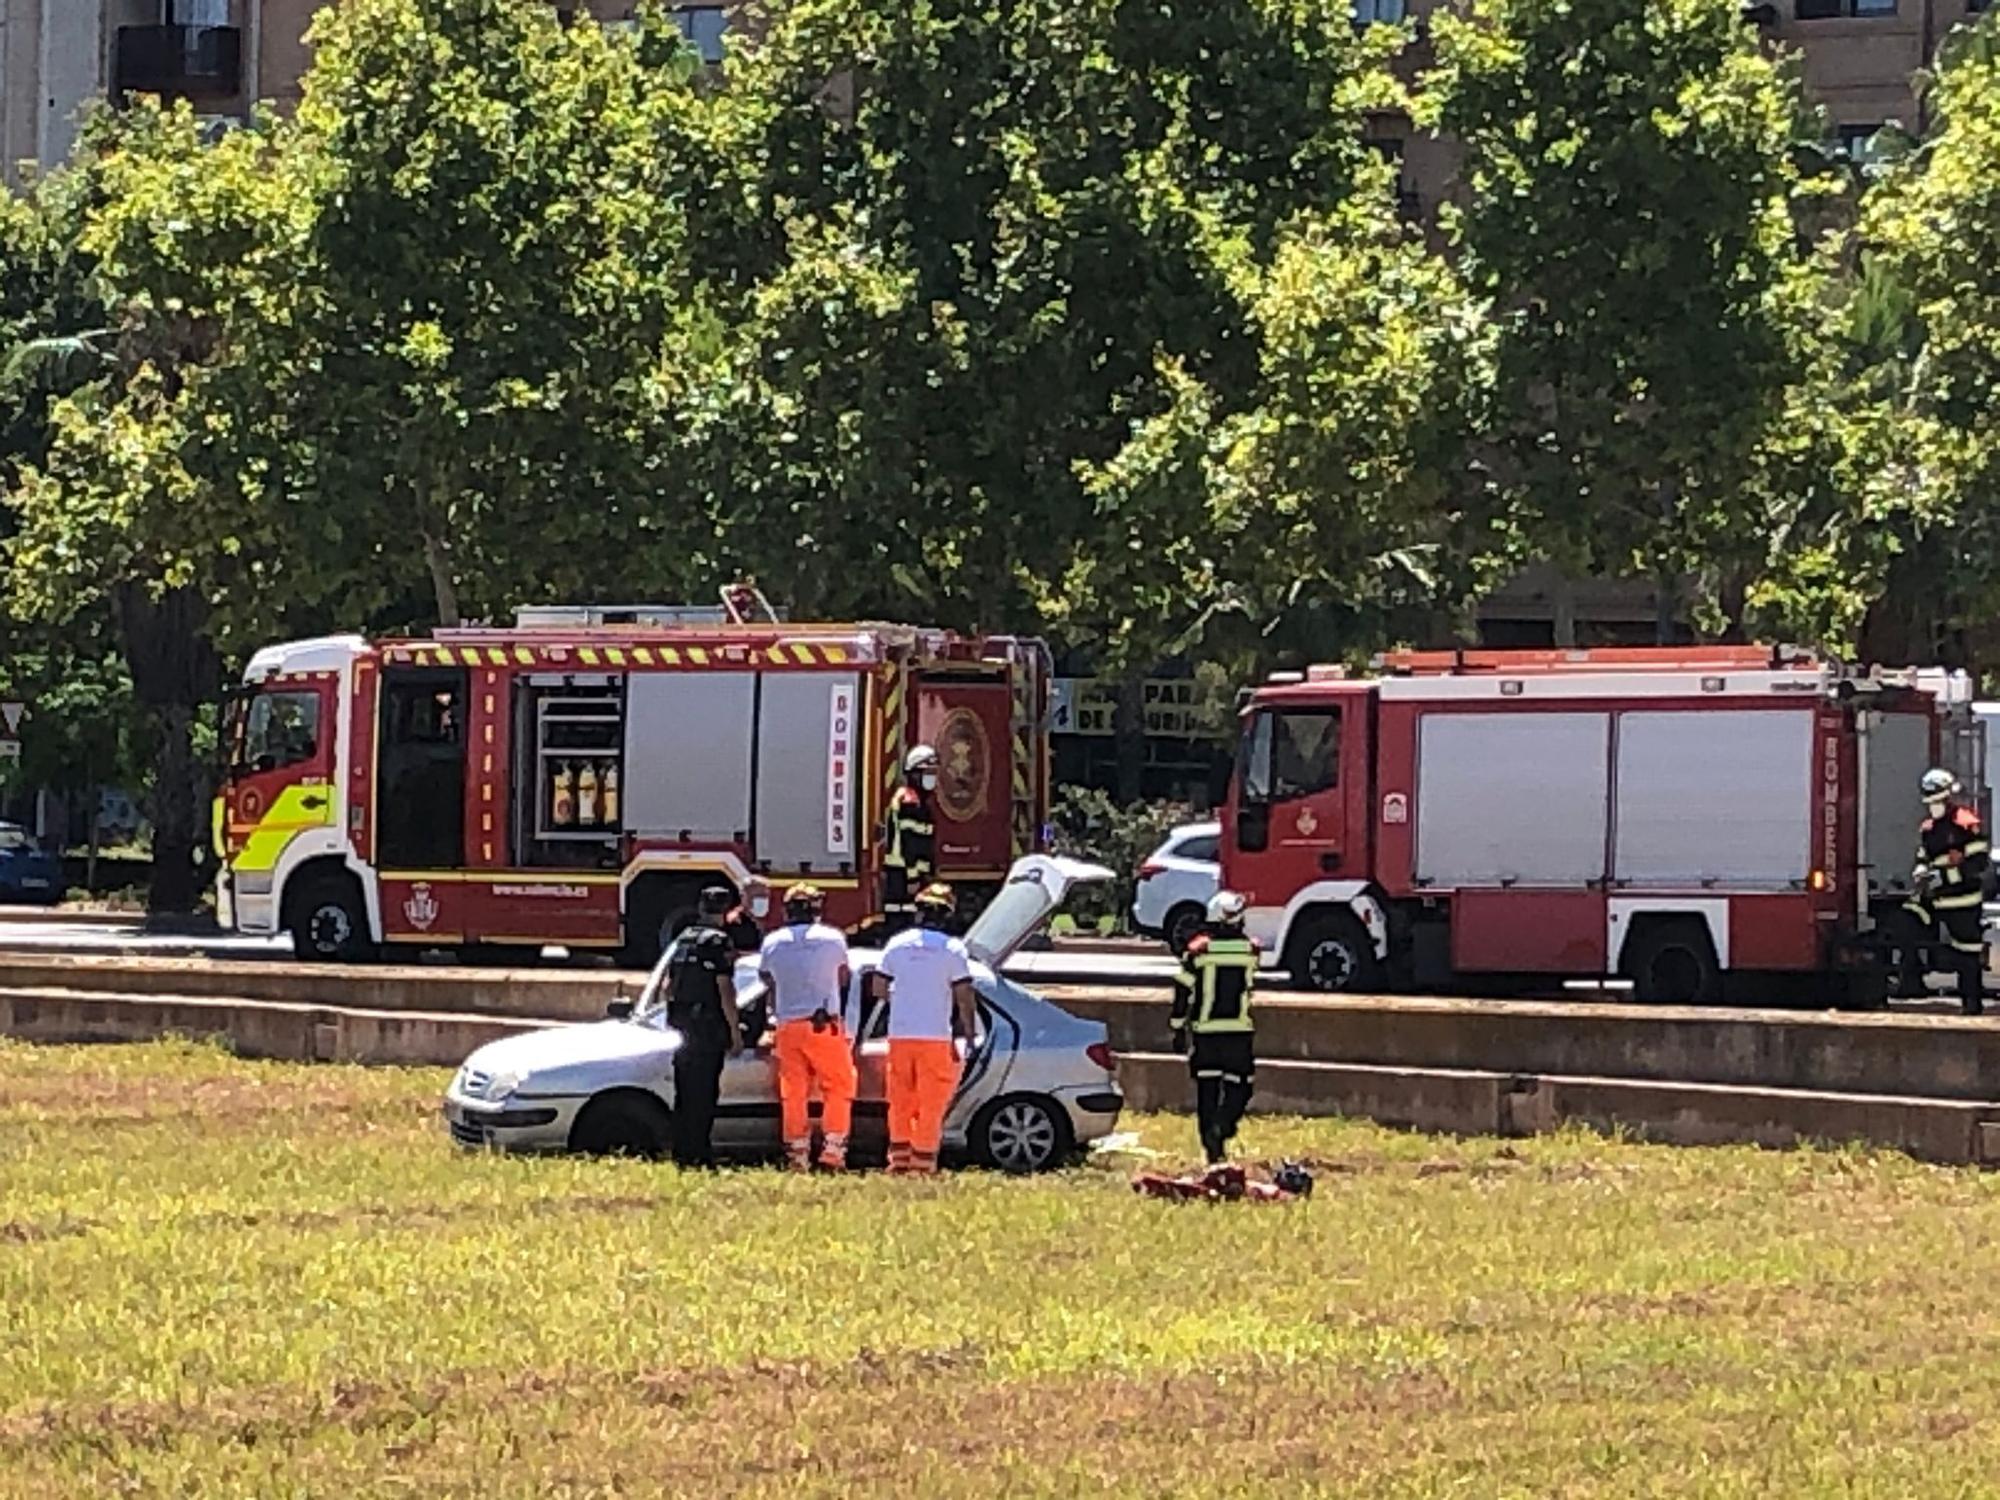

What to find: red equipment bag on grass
left=1131, top=1161, right=1313, bottom=1203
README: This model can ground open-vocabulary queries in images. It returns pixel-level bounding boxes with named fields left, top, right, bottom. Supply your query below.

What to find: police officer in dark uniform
left=882, top=745, right=940, bottom=934
left=1169, top=890, right=1260, bottom=1164
left=1900, top=768, right=1992, bottom=1016
left=664, top=886, right=745, bottom=1165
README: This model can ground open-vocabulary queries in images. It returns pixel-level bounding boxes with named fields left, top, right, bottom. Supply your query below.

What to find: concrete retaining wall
left=0, top=987, right=556, bottom=1067
left=1048, top=991, right=2000, bottom=1104
left=1116, top=1053, right=2000, bottom=1166
left=0, top=955, right=628, bottom=1023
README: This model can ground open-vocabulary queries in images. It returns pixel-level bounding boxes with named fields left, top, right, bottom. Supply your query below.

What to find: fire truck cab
left=218, top=601, right=1051, bottom=964
left=1223, top=647, right=1975, bottom=1005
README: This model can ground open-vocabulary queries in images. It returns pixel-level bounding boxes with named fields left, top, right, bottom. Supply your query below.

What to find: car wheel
left=569, top=1092, right=671, bottom=1158
left=972, top=1095, right=1073, bottom=1174
left=287, top=875, right=374, bottom=963
left=1164, top=903, right=1206, bottom=956
left=1285, top=910, right=1381, bottom=994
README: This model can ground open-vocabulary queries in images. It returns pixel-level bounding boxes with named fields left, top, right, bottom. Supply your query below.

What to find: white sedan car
left=443, top=856, right=1123, bottom=1173
left=1130, top=821, right=1221, bottom=954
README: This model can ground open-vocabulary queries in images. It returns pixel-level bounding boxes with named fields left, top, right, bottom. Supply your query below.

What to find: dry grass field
left=5, top=1037, right=2000, bottom=1497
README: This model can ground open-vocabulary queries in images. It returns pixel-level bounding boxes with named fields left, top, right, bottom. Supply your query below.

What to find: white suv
left=1130, top=821, right=1221, bottom=954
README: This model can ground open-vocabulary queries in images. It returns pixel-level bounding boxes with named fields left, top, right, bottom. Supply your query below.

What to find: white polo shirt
left=758, top=922, right=852, bottom=1025
left=878, top=927, right=973, bottom=1040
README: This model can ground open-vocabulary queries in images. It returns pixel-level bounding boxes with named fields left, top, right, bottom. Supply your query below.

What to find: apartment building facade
left=0, top=0, right=724, bottom=185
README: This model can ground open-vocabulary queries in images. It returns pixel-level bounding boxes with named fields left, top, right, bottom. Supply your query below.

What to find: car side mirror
left=606, top=998, right=635, bottom=1020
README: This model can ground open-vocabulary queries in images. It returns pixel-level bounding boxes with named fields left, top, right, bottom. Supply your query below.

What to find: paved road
left=0, top=917, right=1182, bottom=984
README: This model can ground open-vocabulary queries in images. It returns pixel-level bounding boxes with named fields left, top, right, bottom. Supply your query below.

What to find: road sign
left=0, top=702, right=23, bottom=736
left=0, top=741, right=20, bottom=761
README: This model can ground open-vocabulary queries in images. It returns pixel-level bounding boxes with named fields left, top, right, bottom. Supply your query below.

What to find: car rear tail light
left=1086, top=1042, right=1116, bottom=1073
left=1137, top=861, right=1165, bottom=881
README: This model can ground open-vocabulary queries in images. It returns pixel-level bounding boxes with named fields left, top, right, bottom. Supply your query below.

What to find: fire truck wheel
left=1624, top=920, right=1721, bottom=1006
left=1164, top=903, right=1207, bottom=956
left=287, top=875, right=374, bottom=964
left=622, top=878, right=708, bottom=969
left=1287, top=911, right=1383, bottom=994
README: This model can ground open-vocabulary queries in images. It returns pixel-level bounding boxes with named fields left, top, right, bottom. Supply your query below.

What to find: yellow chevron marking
left=515, top=647, right=535, bottom=665
left=689, top=648, right=709, bottom=666
left=607, top=648, right=626, bottom=666
left=579, top=647, right=601, bottom=666
left=662, top=648, right=680, bottom=666
left=634, top=647, right=654, bottom=666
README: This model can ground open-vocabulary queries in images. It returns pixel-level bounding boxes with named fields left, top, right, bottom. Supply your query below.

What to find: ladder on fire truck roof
left=513, top=583, right=785, bottom=631
left=1372, top=646, right=1819, bottom=676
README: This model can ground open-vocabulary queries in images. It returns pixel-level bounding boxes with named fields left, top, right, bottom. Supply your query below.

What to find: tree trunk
left=423, top=531, right=462, bottom=627
left=1113, top=675, right=1146, bottom=805
left=113, top=584, right=218, bottom=914
left=1653, top=572, right=1681, bottom=647
left=85, top=783, right=101, bottom=895
left=1550, top=575, right=1577, bottom=649
left=146, top=702, right=200, bottom=912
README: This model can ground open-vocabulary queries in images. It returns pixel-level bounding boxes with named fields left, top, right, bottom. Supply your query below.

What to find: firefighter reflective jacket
left=1919, top=805, right=1991, bottom=912
left=1171, top=931, right=1259, bottom=1035
left=884, top=786, right=936, bottom=877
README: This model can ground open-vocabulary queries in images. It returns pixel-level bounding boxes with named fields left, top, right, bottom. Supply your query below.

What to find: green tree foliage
left=1422, top=0, right=1830, bottom=638
left=717, top=0, right=1487, bottom=661
left=1841, top=13, right=2000, bottom=668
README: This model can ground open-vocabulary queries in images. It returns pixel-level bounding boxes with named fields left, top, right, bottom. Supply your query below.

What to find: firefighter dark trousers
left=1897, top=902, right=1986, bottom=1015
left=672, top=1029, right=729, bottom=1166
left=1189, top=1032, right=1254, bottom=1164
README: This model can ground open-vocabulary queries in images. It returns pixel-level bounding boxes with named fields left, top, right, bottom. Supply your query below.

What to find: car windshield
left=0, top=827, right=36, bottom=853
left=630, top=941, right=765, bottom=1022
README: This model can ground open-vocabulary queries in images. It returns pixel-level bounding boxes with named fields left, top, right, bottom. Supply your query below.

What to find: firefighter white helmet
left=905, top=745, right=939, bottom=775
left=1921, top=768, right=1960, bottom=801
left=1206, top=890, right=1248, bottom=925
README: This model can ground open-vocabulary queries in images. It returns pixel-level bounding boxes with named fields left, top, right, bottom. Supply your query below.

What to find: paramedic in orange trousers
left=758, top=882, right=859, bottom=1171
left=869, top=882, right=977, bottom=1174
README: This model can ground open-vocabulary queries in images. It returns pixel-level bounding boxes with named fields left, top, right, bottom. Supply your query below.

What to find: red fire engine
left=1222, top=647, right=1978, bottom=1005
left=218, top=598, right=1051, bottom=963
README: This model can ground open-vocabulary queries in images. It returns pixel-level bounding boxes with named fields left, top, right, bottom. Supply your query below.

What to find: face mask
left=750, top=895, right=770, bottom=918
left=1927, top=798, right=1949, bottom=819
left=920, top=772, right=938, bottom=791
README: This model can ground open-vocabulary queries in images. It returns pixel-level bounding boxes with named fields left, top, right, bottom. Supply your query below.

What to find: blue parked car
left=0, top=823, right=63, bottom=905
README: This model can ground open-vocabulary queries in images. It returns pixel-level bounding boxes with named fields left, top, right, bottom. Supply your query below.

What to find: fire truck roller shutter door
left=623, top=672, right=756, bottom=842
left=1612, top=711, right=1813, bottom=888
left=1860, top=708, right=1933, bottom=903
left=757, top=672, right=864, bottom=870
left=1415, top=713, right=1611, bottom=888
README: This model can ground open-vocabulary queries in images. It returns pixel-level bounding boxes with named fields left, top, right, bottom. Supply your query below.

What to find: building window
left=1796, top=0, right=1898, bottom=18
left=1833, top=122, right=1889, bottom=163
left=166, top=0, right=231, bottom=23
left=1353, top=0, right=1407, bottom=23
left=675, top=6, right=727, bottom=62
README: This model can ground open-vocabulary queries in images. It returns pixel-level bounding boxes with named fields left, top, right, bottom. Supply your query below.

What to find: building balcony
left=114, top=25, right=244, bottom=101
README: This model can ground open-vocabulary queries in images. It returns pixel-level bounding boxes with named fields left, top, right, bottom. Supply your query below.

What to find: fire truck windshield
left=234, top=690, right=321, bottom=775
left=1237, top=708, right=1341, bottom=804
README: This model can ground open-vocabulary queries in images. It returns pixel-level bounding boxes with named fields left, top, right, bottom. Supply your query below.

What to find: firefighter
left=722, top=877, right=771, bottom=958
left=1899, top=769, right=1991, bottom=1016
left=758, top=882, right=858, bottom=1172
left=872, top=882, right=977, bottom=1175
left=662, top=886, right=746, bottom=1166
left=1170, top=891, right=1261, bottom=1164
left=882, top=745, right=940, bottom=933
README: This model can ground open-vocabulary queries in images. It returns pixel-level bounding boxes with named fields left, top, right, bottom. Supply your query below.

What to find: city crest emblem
left=403, top=882, right=439, bottom=932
